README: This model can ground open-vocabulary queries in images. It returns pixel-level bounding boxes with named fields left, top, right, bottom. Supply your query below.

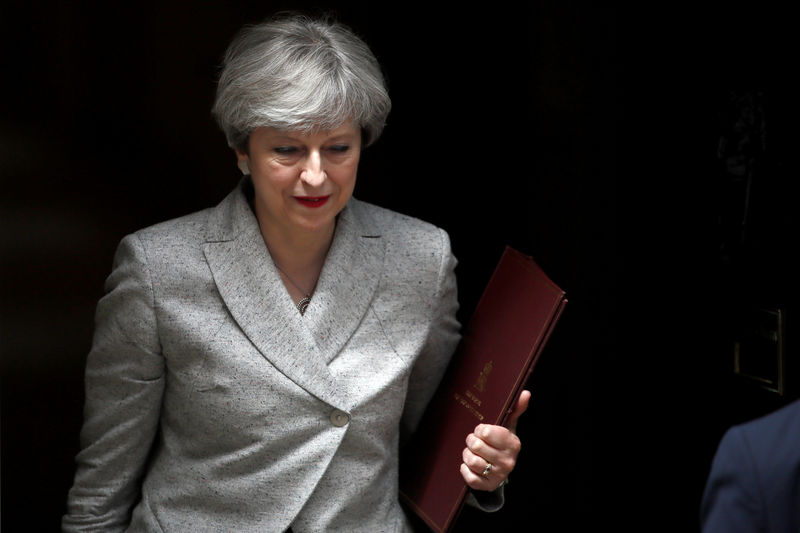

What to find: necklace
left=273, top=263, right=313, bottom=315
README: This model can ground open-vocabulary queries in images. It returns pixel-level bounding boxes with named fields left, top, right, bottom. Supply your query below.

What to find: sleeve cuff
left=465, top=483, right=505, bottom=513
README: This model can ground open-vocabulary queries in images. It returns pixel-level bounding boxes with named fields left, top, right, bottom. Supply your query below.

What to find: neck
left=262, top=222, right=333, bottom=268
left=257, top=217, right=335, bottom=302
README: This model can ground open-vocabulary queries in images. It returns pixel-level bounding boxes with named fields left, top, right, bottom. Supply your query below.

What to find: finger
left=469, top=425, right=521, bottom=459
left=465, top=432, right=518, bottom=479
left=505, top=389, right=531, bottom=434
left=462, top=446, right=504, bottom=478
left=461, top=438, right=517, bottom=478
left=460, top=462, right=499, bottom=491
left=465, top=430, right=501, bottom=463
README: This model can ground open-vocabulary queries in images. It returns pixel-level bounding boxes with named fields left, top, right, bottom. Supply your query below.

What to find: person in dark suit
left=701, top=399, right=800, bottom=533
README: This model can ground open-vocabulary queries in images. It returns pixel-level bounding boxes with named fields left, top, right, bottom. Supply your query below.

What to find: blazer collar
left=202, top=179, right=385, bottom=410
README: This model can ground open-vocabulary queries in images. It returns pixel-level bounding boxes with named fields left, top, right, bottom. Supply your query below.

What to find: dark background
left=1, top=1, right=795, bottom=531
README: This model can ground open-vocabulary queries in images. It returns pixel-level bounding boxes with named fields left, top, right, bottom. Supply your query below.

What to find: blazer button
left=330, top=409, right=350, bottom=427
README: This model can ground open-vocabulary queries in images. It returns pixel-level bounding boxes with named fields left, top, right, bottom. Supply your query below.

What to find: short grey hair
left=212, top=14, right=392, bottom=152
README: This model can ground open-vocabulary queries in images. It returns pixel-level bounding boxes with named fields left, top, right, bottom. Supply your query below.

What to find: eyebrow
left=269, top=132, right=358, bottom=144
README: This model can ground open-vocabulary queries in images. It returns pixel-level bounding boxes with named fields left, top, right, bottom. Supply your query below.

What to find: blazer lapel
left=202, top=183, right=352, bottom=410
left=301, top=199, right=385, bottom=364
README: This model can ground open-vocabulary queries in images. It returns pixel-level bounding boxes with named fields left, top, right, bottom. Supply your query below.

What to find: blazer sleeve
left=398, top=229, right=506, bottom=513
left=63, top=234, right=165, bottom=533
left=399, top=228, right=461, bottom=443
left=700, top=426, right=764, bottom=533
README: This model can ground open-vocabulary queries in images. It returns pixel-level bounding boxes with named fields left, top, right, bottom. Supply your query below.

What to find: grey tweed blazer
left=63, top=180, right=461, bottom=532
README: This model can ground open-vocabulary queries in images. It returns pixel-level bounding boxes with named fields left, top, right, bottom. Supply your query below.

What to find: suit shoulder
left=349, top=200, right=454, bottom=293
left=350, top=198, right=449, bottom=245
left=725, top=400, right=800, bottom=483
left=738, top=400, right=800, bottom=438
left=131, top=208, right=212, bottom=249
left=737, top=399, right=800, bottom=448
left=109, top=208, right=215, bottom=276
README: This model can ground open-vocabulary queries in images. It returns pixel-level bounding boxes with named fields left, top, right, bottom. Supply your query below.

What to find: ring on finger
left=481, top=462, right=492, bottom=477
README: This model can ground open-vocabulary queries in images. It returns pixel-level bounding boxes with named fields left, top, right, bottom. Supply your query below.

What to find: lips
left=294, top=195, right=331, bottom=208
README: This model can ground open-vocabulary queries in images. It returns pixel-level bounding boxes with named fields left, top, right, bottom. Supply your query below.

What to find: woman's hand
left=460, top=390, right=530, bottom=491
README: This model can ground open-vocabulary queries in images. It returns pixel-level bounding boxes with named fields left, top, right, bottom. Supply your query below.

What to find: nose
left=300, top=150, right=326, bottom=187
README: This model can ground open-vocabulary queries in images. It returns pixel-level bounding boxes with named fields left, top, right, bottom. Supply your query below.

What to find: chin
left=292, top=213, right=337, bottom=234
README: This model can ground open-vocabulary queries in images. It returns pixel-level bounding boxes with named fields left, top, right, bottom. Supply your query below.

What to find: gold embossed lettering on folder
left=400, top=247, right=567, bottom=532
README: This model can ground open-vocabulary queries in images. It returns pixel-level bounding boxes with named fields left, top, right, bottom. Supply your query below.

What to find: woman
left=63, top=14, right=529, bottom=532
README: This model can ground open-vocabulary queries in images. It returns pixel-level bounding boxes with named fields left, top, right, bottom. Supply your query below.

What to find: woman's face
left=237, top=121, right=361, bottom=239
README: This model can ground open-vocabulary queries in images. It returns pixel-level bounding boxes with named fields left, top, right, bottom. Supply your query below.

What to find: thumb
left=505, top=390, right=531, bottom=435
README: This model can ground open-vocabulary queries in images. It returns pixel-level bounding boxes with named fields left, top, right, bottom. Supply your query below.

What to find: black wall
left=619, top=3, right=798, bottom=529
left=4, top=2, right=792, bottom=532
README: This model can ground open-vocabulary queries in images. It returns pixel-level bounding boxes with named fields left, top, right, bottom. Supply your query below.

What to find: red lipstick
left=294, top=195, right=330, bottom=208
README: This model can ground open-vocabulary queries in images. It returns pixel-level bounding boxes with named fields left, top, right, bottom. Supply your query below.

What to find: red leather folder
left=399, top=246, right=567, bottom=532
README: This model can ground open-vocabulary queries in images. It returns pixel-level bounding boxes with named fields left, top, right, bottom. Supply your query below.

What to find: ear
left=235, top=150, right=250, bottom=176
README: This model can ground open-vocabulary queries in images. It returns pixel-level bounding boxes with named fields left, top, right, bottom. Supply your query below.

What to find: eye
left=328, top=144, right=350, bottom=153
left=274, top=146, right=299, bottom=154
